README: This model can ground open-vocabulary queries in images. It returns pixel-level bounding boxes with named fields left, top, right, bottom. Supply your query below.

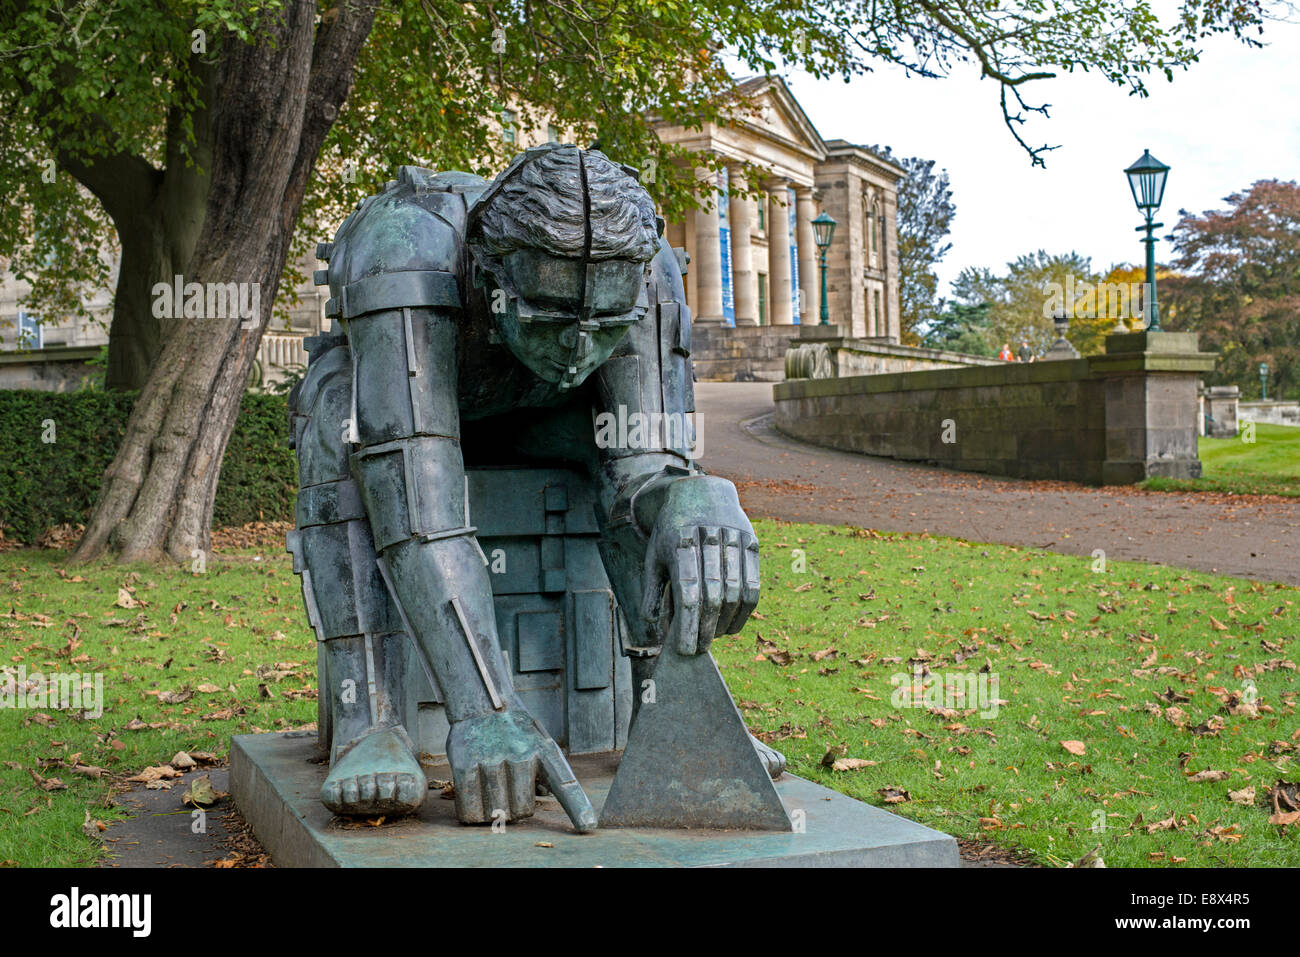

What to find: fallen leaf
left=831, top=758, right=878, bottom=771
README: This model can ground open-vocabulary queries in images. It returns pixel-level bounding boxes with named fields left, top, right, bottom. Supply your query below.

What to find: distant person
left=1018, top=339, right=1033, bottom=363
left=999, top=343, right=1013, bottom=361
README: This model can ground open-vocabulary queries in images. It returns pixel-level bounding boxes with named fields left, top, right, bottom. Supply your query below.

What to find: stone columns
left=766, top=180, right=793, bottom=325
left=795, top=187, right=818, bottom=326
left=693, top=169, right=725, bottom=324
left=728, top=166, right=759, bottom=327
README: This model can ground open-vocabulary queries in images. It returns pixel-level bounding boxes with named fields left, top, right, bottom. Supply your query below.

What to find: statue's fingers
left=716, top=526, right=744, bottom=634
left=537, top=739, right=597, bottom=833
left=696, top=527, right=724, bottom=647
left=506, top=759, right=536, bottom=820
left=481, top=762, right=512, bottom=824
left=671, top=538, right=702, bottom=655
left=453, top=764, right=487, bottom=823
left=736, top=534, right=761, bottom=631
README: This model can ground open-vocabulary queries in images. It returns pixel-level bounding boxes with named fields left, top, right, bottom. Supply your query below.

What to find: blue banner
left=719, top=168, right=735, bottom=326
left=788, top=186, right=801, bottom=324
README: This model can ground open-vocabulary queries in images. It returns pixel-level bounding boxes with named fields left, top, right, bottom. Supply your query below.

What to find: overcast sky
left=773, top=17, right=1300, bottom=297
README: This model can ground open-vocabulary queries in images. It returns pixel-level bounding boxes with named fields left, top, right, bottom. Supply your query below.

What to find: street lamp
left=1124, top=149, right=1171, bottom=332
left=1260, top=362, right=1269, bottom=400
left=812, top=211, right=837, bottom=326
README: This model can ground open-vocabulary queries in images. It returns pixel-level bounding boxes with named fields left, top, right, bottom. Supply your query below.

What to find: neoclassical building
left=657, top=77, right=902, bottom=341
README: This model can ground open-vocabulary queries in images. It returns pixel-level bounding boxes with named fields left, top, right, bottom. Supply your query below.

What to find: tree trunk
left=73, top=0, right=378, bottom=563
left=104, top=200, right=208, bottom=390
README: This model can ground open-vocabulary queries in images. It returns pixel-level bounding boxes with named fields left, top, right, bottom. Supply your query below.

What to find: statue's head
left=467, top=144, right=662, bottom=389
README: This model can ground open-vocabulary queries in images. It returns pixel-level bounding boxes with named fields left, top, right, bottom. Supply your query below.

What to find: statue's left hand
left=640, top=476, right=760, bottom=655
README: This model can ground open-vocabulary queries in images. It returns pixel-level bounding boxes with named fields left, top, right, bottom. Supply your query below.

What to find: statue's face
left=476, top=248, right=650, bottom=389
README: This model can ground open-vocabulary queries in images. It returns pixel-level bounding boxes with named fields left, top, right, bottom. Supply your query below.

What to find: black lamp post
left=812, top=211, right=837, bottom=326
left=1124, top=149, right=1171, bottom=332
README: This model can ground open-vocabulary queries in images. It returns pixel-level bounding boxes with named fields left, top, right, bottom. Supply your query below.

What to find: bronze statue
left=287, top=145, right=782, bottom=833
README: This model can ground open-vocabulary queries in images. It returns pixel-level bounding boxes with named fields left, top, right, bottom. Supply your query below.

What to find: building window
left=547, top=123, right=561, bottom=143
left=757, top=272, right=768, bottom=325
left=757, top=201, right=766, bottom=233
left=17, top=309, right=41, bottom=349
left=874, top=289, right=883, bottom=333
left=501, top=109, right=518, bottom=144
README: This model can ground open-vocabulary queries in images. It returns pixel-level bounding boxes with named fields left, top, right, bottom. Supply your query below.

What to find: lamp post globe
left=1124, top=149, right=1170, bottom=332
left=812, top=211, right=837, bottom=326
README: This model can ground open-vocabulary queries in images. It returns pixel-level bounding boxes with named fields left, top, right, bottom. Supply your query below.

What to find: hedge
left=0, top=390, right=297, bottom=544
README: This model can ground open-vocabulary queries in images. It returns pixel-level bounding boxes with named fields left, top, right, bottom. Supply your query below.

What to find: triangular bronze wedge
left=600, top=646, right=791, bottom=830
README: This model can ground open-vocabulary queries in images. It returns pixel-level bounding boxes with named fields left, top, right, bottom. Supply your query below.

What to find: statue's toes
left=322, top=727, right=427, bottom=817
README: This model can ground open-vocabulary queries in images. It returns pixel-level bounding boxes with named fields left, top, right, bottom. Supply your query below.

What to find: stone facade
left=773, top=332, right=1217, bottom=485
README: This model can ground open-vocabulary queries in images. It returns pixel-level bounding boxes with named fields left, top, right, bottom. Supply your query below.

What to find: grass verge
left=1142, top=422, right=1300, bottom=497
left=1, top=518, right=1297, bottom=867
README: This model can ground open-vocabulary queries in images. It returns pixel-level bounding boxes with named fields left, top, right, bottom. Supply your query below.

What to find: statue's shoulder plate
left=317, top=167, right=490, bottom=321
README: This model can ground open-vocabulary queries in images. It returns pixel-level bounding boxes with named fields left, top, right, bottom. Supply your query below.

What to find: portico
left=656, top=77, right=902, bottom=344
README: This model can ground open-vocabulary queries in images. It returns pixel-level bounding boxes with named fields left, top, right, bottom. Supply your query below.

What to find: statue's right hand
left=446, top=708, right=597, bottom=832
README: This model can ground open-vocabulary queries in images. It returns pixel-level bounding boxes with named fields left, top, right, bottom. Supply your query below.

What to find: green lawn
left=1, top=520, right=1297, bottom=867
left=1143, top=422, right=1300, bottom=497
left=0, top=548, right=316, bottom=866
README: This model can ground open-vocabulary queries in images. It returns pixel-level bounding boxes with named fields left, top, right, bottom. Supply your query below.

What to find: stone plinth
left=231, top=732, right=959, bottom=868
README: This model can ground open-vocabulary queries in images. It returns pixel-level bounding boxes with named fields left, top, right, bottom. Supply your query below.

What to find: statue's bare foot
left=322, top=726, right=426, bottom=817
left=750, top=733, right=786, bottom=779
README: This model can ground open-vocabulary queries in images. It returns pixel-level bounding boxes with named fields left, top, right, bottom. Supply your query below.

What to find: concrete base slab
left=231, top=732, right=959, bottom=868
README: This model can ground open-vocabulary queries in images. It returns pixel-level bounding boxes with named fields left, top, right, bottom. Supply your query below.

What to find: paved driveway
left=694, top=382, right=1300, bottom=585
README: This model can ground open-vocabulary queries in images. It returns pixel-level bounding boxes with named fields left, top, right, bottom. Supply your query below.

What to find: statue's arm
left=591, top=243, right=760, bottom=656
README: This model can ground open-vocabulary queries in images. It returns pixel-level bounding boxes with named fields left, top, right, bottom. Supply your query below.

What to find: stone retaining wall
left=1239, top=400, right=1300, bottom=427
left=773, top=332, right=1217, bottom=485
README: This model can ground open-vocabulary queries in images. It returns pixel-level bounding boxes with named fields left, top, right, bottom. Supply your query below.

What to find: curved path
left=695, top=382, right=1300, bottom=585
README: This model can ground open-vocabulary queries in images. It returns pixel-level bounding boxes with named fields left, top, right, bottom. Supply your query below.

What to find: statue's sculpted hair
left=469, top=145, right=660, bottom=262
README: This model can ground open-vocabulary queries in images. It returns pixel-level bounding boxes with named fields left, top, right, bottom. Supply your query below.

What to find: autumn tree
left=0, top=0, right=1277, bottom=563
left=1162, top=179, right=1300, bottom=398
left=951, top=250, right=1097, bottom=356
